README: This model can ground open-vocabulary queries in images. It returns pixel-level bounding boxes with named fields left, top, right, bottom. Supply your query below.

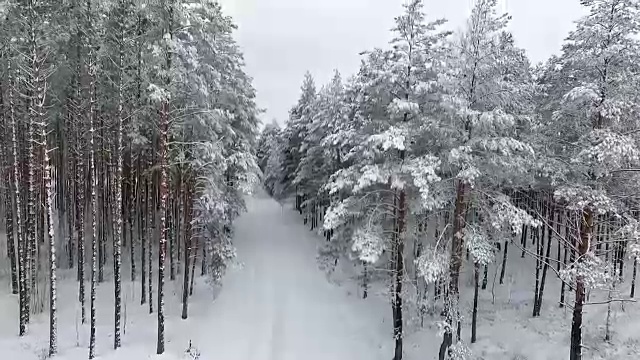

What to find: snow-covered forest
left=0, top=0, right=260, bottom=358
left=1, top=0, right=640, bottom=359
left=257, top=0, right=640, bottom=359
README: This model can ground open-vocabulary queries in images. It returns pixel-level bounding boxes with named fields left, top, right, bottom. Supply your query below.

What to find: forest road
left=203, top=190, right=379, bottom=360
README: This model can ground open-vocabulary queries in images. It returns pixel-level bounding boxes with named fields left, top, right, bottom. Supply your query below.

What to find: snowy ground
left=1, top=191, right=639, bottom=359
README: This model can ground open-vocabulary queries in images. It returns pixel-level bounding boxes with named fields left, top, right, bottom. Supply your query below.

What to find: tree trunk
left=3, top=137, right=19, bottom=295
left=440, top=181, right=467, bottom=359
left=535, top=202, right=554, bottom=316
left=190, top=235, right=198, bottom=296
left=44, top=123, right=57, bottom=356
left=9, top=57, right=27, bottom=336
left=631, top=258, right=637, bottom=298
left=392, top=189, right=406, bottom=360
left=141, top=173, right=147, bottom=305
left=499, top=239, right=508, bottom=285
left=471, top=262, right=479, bottom=343
left=181, top=179, right=193, bottom=319
left=570, top=209, right=593, bottom=360
left=88, top=42, right=99, bottom=360
left=113, top=29, right=125, bottom=347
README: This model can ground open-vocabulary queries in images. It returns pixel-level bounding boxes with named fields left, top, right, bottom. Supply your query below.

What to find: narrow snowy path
left=198, top=192, right=384, bottom=360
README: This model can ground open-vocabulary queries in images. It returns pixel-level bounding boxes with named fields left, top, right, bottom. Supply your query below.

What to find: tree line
left=257, top=1, right=640, bottom=359
left=0, top=0, right=259, bottom=358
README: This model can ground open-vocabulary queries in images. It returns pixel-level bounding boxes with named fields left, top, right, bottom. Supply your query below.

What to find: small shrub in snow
left=184, top=341, right=201, bottom=360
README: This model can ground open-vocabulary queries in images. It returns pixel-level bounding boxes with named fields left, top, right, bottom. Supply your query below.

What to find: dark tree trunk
left=181, top=179, right=193, bottom=319
left=499, top=239, right=508, bottom=285
left=535, top=201, right=553, bottom=317
left=141, top=174, right=148, bottom=305
left=189, top=235, right=198, bottom=296
left=471, top=262, right=479, bottom=343
left=569, top=209, right=593, bottom=360
left=4, top=168, right=19, bottom=294
left=392, top=189, right=406, bottom=360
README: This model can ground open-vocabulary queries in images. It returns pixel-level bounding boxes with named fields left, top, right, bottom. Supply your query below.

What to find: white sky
left=218, top=0, right=586, bottom=125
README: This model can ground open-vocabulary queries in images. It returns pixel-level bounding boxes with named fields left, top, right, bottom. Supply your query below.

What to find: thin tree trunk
left=88, top=40, right=99, bottom=359
left=631, top=258, right=637, bottom=298
left=471, top=262, right=479, bottom=343
left=499, top=239, right=508, bottom=285
left=189, top=235, right=197, bottom=296
left=44, top=122, right=57, bottom=356
left=535, top=201, right=553, bottom=317
left=141, top=173, right=147, bottom=305
left=3, top=130, right=19, bottom=294
left=9, top=57, right=27, bottom=335
left=169, top=192, right=176, bottom=281
left=181, top=179, right=192, bottom=319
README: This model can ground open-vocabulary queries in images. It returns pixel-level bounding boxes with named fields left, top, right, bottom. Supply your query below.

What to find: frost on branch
left=562, top=85, right=599, bottom=105
left=368, top=126, right=406, bottom=151
left=474, top=109, right=516, bottom=131
left=575, top=129, right=640, bottom=177
left=463, top=225, right=494, bottom=265
left=353, top=164, right=391, bottom=193
left=560, top=252, right=612, bottom=290
left=489, top=194, right=541, bottom=234
left=473, top=137, right=535, bottom=158
left=416, top=247, right=448, bottom=284
left=387, top=98, right=419, bottom=118
left=148, top=83, right=171, bottom=102
left=554, top=185, right=616, bottom=214
left=448, top=145, right=482, bottom=184
left=406, top=154, right=441, bottom=205
left=351, top=225, right=385, bottom=264
left=323, top=168, right=356, bottom=195
left=323, top=199, right=355, bottom=230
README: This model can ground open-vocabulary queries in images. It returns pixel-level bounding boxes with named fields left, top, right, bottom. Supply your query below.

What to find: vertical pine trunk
left=533, top=199, right=543, bottom=317
left=439, top=181, right=467, bottom=360
left=2, top=130, right=19, bottom=295
left=149, top=193, right=154, bottom=314
left=536, top=201, right=554, bottom=316
left=112, top=12, right=126, bottom=345
left=570, top=209, right=593, bottom=360
left=88, top=36, right=99, bottom=359
left=181, top=179, right=192, bottom=319
left=471, top=262, right=479, bottom=343
left=9, top=57, right=27, bottom=335
left=392, top=189, right=406, bottom=360
left=189, top=235, right=198, bottom=296
left=631, top=257, right=637, bottom=298
left=44, top=120, right=57, bottom=356
left=141, top=172, right=148, bottom=305
left=156, top=2, right=173, bottom=344
left=156, top=102, right=169, bottom=355
left=560, top=211, right=569, bottom=308
left=128, top=151, right=135, bottom=282
left=169, top=193, right=175, bottom=281
left=201, top=243, right=207, bottom=276
left=499, top=239, right=508, bottom=285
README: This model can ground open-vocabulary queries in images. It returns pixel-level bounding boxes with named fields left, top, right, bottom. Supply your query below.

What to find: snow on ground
left=1, top=191, right=640, bottom=359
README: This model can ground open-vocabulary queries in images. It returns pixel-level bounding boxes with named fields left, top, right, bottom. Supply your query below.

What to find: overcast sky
left=218, top=0, right=586, bottom=126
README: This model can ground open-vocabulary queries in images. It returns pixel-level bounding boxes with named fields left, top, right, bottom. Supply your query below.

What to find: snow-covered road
left=202, top=193, right=382, bottom=360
